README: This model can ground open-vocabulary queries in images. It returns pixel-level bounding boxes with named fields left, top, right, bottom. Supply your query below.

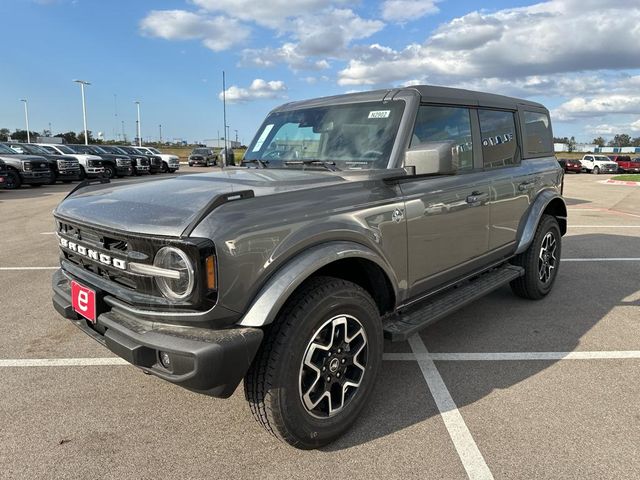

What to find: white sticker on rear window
left=252, top=124, right=274, bottom=152
left=368, top=110, right=390, bottom=119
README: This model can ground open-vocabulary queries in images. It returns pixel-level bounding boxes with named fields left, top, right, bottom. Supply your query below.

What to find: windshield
left=67, top=145, right=94, bottom=154
left=91, top=146, right=108, bottom=154
left=192, top=148, right=210, bottom=154
left=148, top=147, right=160, bottom=154
left=55, top=145, right=75, bottom=154
left=594, top=156, right=611, bottom=161
left=0, top=144, right=15, bottom=154
left=244, top=101, right=405, bottom=170
left=20, top=144, right=48, bottom=155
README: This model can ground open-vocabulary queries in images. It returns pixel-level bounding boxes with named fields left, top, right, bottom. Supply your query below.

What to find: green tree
left=55, top=131, right=79, bottom=144
left=567, top=136, right=576, bottom=152
left=611, top=133, right=632, bottom=147
left=631, top=137, right=640, bottom=147
left=77, top=130, right=95, bottom=144
left=0, top=128, right=10, bottom=141
left=592, top=136, right=606, bottom=147
left=10, top=129, right=40, bottom=142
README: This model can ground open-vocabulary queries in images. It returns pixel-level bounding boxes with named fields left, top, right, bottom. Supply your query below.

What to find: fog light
left=159, top=351, right=171, bottom=369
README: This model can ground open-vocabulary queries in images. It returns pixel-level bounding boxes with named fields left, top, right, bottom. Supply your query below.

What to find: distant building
left=595, top=146, right=640, bottom=154
left=204, top=138, right=240, bottom=149
left=554, top=143, right=569, bottom=152
left=574, top=144, right=597, bottom=152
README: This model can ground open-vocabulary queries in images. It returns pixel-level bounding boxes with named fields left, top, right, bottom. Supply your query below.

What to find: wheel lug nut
left=326, top=376, right=331, bottom=382
left=327, top=352, right=331, bottom=357
left=337, top=348, right=342, bottom=353
left=322, top=366, right=326, bottom=371
left=337, top=373, right=341, bottom=378
left=341, top=359, right=346, bottom=364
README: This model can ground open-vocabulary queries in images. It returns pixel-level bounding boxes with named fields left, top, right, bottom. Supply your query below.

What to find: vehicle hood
left=0, top=154, right=48, bottom=164
left=54, top=168, right=348, bottom=237
left=72, top=154, right=102, bottom=161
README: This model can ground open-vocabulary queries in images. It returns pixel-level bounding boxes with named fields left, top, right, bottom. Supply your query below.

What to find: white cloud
left=219, top=79, right=287, bottom=103
left=631, top=119, right=640, bottom=132
left=338, top=1, right=640, bottom=86
left=140, top=10, right=249, bottom=51
left=191, top=0, right=341, bottom=29
left=381, top=0, right=440, bottom=22
left=553, top=95, right=640, bottom=121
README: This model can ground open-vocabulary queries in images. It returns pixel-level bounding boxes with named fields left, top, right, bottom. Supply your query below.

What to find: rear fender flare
left=515, top=190, right=567, bottom=255
left=236, top=241, right=398, bottom=327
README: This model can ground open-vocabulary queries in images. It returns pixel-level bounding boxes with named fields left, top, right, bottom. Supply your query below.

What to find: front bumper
left=56, top=169, right=82, bottom=181
left=134, top=165, right=150, bottom=174
left=85, top=167, right=105, bottom=178
left=116, top=165, right=134, bottom=176
left=22, top=171, right=54, bottom=184
left=52, top=269, right=262, bottom=397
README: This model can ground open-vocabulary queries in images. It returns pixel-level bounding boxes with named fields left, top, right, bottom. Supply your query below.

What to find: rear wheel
left=5, top=170, right=21, bottom=189
left=510, top=214, right=561, bottom=300
left=245, top=276, right=383, bottom=449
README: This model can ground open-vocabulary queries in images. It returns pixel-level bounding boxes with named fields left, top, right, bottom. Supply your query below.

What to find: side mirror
left=404, top=141, right=455, bottom=175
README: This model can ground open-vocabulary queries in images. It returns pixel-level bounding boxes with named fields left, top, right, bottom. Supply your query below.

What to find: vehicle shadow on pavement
left=563, top=196, right=591, bottom=206
left=323, top=233, right=639, bottom=451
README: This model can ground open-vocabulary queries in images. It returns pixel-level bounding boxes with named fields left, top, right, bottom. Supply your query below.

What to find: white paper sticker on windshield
left=252, top=124, right=274, bottom=152
left=368, top=110, right=390, bottom=119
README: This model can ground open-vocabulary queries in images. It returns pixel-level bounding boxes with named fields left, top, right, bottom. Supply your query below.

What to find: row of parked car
left=0, top=143, right=181, bottom=189
left=558, top=154, right=640, bottom=174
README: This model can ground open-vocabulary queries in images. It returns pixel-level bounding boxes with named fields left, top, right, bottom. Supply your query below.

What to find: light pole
left=73, top=79, right=91, bottom=144
left=135, top=101, right=142, bottom=147
left=159, top=124, right=162, bottom=143
left=20, top=99, right=30, bottom=143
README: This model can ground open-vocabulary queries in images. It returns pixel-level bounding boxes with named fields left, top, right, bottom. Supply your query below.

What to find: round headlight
left=153, top=247, right=195, bottom=300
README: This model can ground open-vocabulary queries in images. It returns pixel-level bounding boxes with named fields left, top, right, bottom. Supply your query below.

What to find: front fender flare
left=236, top=241, right=398, bottom=327
left=515, top=190, right=567, bottom=255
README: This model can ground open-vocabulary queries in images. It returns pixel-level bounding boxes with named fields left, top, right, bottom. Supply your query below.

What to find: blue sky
left=1, top=0, right=640, bottom=144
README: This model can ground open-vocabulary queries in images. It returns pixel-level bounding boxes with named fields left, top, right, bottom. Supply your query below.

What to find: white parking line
left=563, top=258, right=640, bottom=262
left=0, top=267, right=59, bottom=271
left=0, top=357, right=128, bottom=367
left=568, top=225, right=640, bottom=228
left=408, top=335, right=494, bottom=480
left=383, top=351, right=640, bottom=361
left=40, top=232, right=57, bottom=235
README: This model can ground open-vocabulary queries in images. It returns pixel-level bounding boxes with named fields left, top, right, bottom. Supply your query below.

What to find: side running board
left=383, top=264, right=524, bottom=342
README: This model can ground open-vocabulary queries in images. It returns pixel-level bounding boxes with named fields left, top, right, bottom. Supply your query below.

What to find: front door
left=401, top=105, right=490, bottom=299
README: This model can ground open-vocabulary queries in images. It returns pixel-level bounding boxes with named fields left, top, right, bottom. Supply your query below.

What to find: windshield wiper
left=241, top=159, right=268, bottom=169
left=283, top=160, right=341, bottom=171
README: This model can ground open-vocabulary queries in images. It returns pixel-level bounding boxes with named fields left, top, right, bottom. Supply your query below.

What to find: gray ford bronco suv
left=52, top=85, right=566, bottom=449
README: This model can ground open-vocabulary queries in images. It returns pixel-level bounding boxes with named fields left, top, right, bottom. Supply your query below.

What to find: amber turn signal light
left=206, top=255, right=216, bottom=290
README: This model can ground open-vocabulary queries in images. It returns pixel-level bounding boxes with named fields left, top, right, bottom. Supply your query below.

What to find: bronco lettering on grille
left=59, top=237, right=127, bottom=270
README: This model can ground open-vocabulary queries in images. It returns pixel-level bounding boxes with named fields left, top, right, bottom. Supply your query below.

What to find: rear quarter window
left=523, top=111, right=553, bottom=156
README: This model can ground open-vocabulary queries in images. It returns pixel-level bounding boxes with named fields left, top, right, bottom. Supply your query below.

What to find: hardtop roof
left=272, top=84, right=547, bottom=112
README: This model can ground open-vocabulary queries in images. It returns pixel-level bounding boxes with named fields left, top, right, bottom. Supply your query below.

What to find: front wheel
left=104, top=164, right=116, bottom=179
left=510, top=214, right=561, bottom=300
left=160, top=162, right=168, bottom=173
left=245, top=277, right=383, bottom=449
left=593, top=166, right=600, bottom=175
left=5, top=170, right=21, bottom=189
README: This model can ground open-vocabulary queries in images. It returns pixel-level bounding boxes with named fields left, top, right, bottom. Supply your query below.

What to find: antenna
left=222, top=70, right=227, bottom=168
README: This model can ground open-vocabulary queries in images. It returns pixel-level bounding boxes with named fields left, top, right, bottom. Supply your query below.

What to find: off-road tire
left=160, top=162, right=168, bottom=173
left=510, top=214, right=561, bottom=300
left=244, top=276, right=383, bottom=449
left=593, top=166, right=600, bottom=174
left=5, top=170, right=21, bottom=189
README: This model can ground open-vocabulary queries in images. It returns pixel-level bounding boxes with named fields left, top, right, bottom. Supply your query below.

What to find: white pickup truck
left=580, top=154, right=619, bottom=174
left=134, top=146, right=180, bottom=173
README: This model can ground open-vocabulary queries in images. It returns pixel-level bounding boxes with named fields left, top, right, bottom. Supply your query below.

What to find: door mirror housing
left=404, top=141, right=455, bottom=175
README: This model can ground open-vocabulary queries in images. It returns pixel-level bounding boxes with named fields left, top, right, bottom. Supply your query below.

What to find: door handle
left=518, top=176, right=541, bottom=191
left=466, top=191, right=488, bottom=204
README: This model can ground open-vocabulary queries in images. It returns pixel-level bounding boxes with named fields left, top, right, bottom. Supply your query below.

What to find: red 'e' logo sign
left=71, top=281, right=96, bottom=323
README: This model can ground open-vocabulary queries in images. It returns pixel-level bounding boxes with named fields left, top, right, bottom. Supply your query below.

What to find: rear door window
left=523, top=111, right=553, bottom=156
left=478, top=110, right=518, bottom=169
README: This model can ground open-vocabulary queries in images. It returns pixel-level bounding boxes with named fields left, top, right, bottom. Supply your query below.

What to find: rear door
left=478, top=108, right=531, bottom=252
left=401, top=104, right=491, bottom=298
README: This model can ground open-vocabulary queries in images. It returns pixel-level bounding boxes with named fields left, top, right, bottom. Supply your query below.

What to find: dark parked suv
left=52, top=85, right=566, bottom=449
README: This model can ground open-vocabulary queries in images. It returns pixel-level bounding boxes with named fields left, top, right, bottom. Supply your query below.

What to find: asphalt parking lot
left=1, top=169, right=639, bottom=479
